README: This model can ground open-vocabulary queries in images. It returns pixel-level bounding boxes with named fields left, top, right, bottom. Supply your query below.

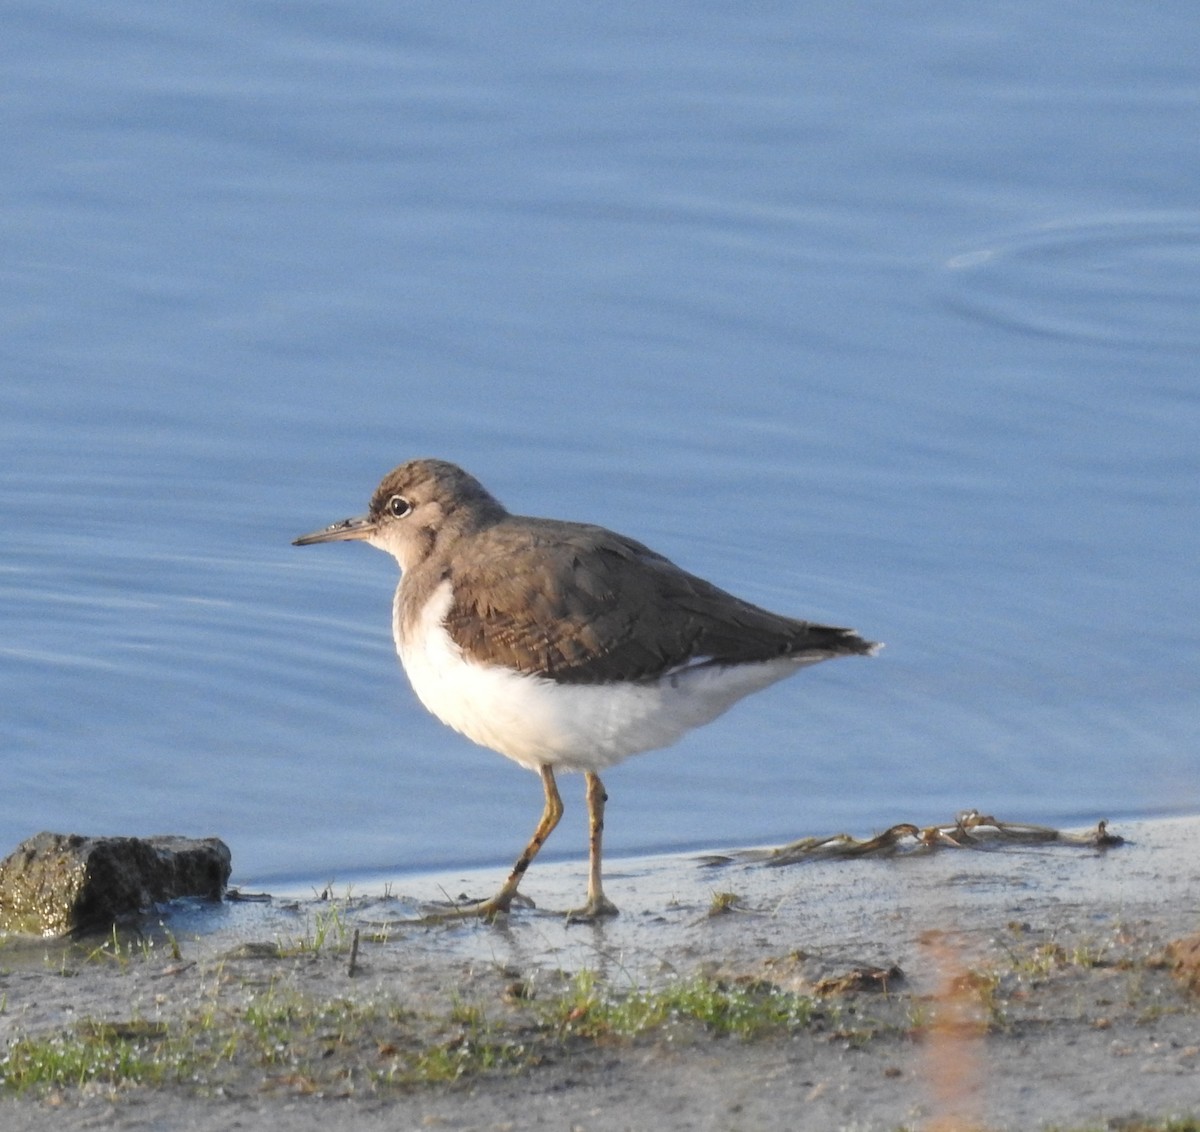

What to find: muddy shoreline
left=2, top=815, right=1198, bottom=1131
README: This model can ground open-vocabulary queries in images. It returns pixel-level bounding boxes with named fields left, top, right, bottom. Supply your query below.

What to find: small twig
left=712, top=812, right=1125, bottom=868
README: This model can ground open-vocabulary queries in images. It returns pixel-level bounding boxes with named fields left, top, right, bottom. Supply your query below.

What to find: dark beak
left=292, top=514, right=377, bottom=546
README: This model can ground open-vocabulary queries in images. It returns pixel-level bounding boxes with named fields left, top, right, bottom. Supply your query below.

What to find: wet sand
left=1, top=815, right=1198, bottom=1131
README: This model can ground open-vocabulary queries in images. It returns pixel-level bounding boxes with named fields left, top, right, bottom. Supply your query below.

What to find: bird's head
left=293, top=458, right=507, bottom=572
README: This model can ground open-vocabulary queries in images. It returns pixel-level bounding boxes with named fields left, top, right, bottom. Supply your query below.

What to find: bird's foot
left=419, top=891, right=534, bottom=923
left=564, top=894, right=620, bottom=924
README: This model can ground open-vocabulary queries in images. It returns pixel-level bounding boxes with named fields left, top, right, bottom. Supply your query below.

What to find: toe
left=565, top=895, right=620, bottom=923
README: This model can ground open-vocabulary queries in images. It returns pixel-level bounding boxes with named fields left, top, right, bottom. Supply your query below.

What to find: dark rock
left=0, top=832, right=231, bottom=936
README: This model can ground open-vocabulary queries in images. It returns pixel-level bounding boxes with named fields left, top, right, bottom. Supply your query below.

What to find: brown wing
left=442, top=517, right=877, bottom=685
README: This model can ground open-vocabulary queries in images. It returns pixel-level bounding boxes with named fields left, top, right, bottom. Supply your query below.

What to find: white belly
left=395, top=581, right=817, bottom=773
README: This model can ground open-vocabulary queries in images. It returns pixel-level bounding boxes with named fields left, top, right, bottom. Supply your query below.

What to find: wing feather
left=442, top=518, right=876, bottom=685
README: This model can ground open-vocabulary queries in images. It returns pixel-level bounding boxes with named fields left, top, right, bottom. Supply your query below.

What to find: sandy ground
left=2, top=814, right=1199, bottom=1131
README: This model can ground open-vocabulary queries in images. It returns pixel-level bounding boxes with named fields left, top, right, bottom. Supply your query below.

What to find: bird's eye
left=387, top=495, right=412, bottom=518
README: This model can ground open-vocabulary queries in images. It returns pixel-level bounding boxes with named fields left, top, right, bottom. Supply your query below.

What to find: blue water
left=3, top=2, right=1198, bottom=886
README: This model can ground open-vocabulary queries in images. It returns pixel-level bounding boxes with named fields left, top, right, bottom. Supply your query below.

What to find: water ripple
left=940, top=213, right=1200, bottom=351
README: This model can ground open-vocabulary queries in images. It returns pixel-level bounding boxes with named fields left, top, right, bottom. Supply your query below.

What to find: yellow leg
left=423, top=765, right=618, bottom=923
left=570, top=771, right=619, bottom=920
left=466, top=764, right=563, bottom=919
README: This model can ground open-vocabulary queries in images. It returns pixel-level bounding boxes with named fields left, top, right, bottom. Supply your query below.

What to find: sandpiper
left=294, top=459, right=879, bottom=919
